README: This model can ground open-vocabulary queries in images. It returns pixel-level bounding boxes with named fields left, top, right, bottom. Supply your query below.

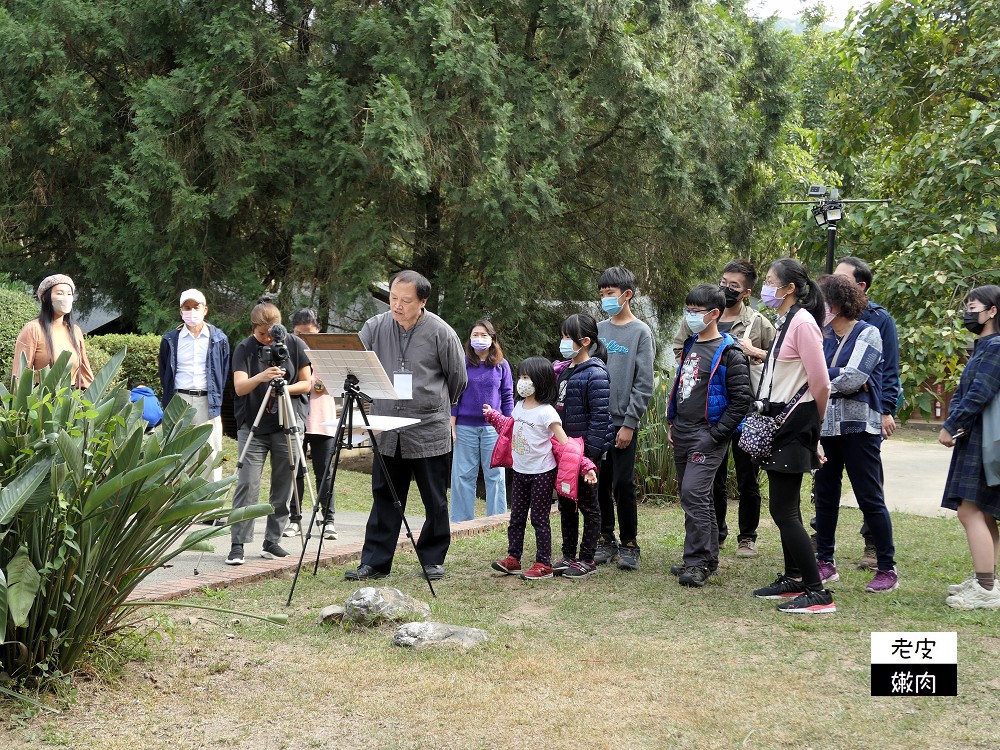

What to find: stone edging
left=125, top=514, right=512, bottom=603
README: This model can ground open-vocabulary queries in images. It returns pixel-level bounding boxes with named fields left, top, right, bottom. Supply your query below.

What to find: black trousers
left=767, top=470, right=822, bottom=591
left=559, top=469, right=603, bottom=563
left=712, top=434, right=763, bottom=542
left=813, top=432, right=896, bottom=570
left=597, top=439, right=639, bottom=544
left=291, top=433, right=336, bottom=522
left=360, top=443, right=451, bottom=573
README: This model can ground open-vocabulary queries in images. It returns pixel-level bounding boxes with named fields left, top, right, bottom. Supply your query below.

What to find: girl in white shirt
left=490, top=357, right=569, bottom=580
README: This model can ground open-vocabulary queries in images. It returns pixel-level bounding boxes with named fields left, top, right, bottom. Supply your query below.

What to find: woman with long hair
left=940, top=285, right=1000, bottom=610
left=750, top=258, right=834, bottom=614
left=13, top=274, right=94, bottom=388
left=450, top=319, right=514, bottom=522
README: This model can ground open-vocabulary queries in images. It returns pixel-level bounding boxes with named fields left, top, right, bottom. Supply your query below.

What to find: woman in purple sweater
left=450, top=320, right=515, bottom=522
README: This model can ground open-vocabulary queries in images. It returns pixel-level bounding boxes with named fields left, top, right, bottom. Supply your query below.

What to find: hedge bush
left=87, top=334, right=163, bottom=396
left=0, top=287, right=40, bottom=379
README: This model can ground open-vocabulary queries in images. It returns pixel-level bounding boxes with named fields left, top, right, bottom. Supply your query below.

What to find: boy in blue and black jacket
left=667, top=285, right=753, bottom=588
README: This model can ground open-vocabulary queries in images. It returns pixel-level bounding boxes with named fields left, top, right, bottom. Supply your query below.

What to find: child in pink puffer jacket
left=484, top=357, right=597, bottom=580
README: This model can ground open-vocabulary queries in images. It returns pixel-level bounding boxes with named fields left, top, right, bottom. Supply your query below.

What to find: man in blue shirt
left=835, top=257, right=900, bottom=568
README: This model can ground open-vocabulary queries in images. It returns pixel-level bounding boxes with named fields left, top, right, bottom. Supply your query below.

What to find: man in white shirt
left=158, top=289, right=231, bottom=499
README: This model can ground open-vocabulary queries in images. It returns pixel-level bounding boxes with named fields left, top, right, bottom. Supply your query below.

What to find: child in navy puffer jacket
left=554, top=313, right=615, bottom=578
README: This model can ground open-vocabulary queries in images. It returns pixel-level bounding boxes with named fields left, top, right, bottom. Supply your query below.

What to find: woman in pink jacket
left=485, top=357, right=596, bottom=580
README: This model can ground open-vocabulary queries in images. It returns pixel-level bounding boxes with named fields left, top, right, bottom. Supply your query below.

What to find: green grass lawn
left=6, top=497, right=998, bottom=750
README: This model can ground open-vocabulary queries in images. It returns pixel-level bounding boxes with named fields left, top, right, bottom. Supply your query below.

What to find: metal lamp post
left=779, top=186, right=889, bottom=273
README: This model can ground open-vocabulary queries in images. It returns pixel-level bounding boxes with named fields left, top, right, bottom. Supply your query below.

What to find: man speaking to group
left=345, top=270, right=467, bottom=581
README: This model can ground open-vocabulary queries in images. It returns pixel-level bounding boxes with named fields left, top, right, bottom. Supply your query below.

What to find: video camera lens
left=260, top=323, right=290, bottom=366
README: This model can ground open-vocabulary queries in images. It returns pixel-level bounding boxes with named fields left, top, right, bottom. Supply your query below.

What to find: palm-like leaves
left=0, top=349, right=271, bottom=677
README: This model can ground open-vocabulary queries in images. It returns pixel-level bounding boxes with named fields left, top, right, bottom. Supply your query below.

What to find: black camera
left=260, top=323, right=290, bottom=366
left=753, top=398, right=787, bottom=418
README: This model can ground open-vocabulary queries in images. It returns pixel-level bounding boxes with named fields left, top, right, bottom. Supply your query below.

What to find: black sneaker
left=776, top=588, right=836, bottom=614
left=593, top=536, right=619, bottom=566
left=678, top=565, right=710, bottom=588
left=260, top=541, right=290, bottom=559
left=551, top=556, right=575, bottom=576
left=563, top=560, right=597, bottom=579
left=753, top=575, right=806, bottom=600
left=617, top=541, right=640, bottom=571
left=225, top=545, right=245, bottom=565
left=672, top=563, right=718, bottom=577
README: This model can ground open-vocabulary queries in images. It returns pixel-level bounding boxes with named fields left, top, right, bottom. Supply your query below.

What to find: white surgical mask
left=52, top=297, right=73, bottom=314
left=182, top=309, right=205, bottom=327
left=517, top=379, right=535, bottom=398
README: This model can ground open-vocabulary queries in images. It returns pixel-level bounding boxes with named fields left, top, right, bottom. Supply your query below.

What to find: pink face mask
left=823, top=305, right=837, bottom=326
left=182, top=309, right=205, bottom=327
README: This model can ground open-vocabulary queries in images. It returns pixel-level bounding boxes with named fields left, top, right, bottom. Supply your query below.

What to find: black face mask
left=964, top=310, right=987, bottom=334
left=721, top=286, right=742, bottom=308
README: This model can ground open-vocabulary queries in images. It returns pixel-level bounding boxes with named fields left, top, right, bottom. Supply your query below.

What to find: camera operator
left=225, top=296, right=312, bottom=566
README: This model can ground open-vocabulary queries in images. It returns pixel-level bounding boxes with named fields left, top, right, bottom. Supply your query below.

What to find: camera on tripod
left=260, top=323, right=290, bottom=366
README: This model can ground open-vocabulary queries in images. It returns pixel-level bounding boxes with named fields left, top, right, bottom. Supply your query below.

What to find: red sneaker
left=520, top=562, right=554, bottom=579
left=491, top=556, right=521, bottom=574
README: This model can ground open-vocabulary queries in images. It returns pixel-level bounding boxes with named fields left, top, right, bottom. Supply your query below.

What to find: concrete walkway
left=840, top=439, right=956, bottom=518
left=128, top=512, right=510, bottom=603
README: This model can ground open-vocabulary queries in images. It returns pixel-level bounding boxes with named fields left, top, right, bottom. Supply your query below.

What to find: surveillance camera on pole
left=779, top=186, right=889, bottom=273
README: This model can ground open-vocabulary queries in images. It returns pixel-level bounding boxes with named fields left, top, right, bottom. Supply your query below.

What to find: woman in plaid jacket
left=940, top=285, right=1000, bottom=610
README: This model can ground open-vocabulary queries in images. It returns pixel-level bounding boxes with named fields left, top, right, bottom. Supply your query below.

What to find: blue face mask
left=559, top=339, right=580, bottom=359
left=684, top=310, right=710, bottom=335
left=601, top=291, right=626, bottom=316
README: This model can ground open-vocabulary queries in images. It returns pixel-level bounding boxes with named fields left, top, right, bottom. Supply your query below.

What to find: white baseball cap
left=179, top=289, right=207, bottom=306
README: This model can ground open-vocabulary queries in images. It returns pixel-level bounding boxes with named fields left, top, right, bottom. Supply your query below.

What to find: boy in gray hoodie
left=596, top=267, right=656, bottom=569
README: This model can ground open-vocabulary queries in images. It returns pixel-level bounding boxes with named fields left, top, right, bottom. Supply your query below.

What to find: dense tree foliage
left=817, top=0, right=999, bottom=418
left=0, top=0, right=793, bottom=358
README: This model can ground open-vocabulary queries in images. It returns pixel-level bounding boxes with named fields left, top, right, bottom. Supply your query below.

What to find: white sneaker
left=945, top=579, right=1000, bottom=610
left=947, top=573, right=977, bottom=595
left=323, top=523, right=338, bottom=540
left=282, top=522, right=301, bottom=538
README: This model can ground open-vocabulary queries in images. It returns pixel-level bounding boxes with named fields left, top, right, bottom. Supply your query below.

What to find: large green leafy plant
left=0, top=349, right=268, bottom=680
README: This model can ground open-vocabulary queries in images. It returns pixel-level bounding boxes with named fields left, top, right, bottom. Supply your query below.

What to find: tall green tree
left=1, top=1, right=794, bottom=358
left=815, top=0, right=999, bottom=417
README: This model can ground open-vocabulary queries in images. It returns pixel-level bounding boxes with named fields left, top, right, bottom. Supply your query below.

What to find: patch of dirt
left=501, top=600, right=555, bottom=627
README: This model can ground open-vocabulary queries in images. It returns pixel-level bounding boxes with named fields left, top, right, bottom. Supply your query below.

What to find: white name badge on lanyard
left=393, top=370, right=413, bottom=400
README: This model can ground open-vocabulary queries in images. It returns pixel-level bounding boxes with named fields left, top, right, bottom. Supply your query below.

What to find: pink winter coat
left=484, top=407, right=596, bottom=502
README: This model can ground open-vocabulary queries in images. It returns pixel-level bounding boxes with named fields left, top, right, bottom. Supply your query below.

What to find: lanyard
left=397, top=324, right=415, bottom=370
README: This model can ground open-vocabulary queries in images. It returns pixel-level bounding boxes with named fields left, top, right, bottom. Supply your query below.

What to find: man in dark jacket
left=835, top=257, right=900, bottom=568
left=667, top=285, right=753, bottom=588
left=158, top=289, right=230, bottom=488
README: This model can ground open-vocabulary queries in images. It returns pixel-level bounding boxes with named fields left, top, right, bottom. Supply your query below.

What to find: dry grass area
left=5, top=505, right=1000, bottom=750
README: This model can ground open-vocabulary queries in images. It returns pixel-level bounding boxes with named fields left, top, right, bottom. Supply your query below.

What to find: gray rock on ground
left=319, top=605, right=345, bottom=626
left=393, top=622, right=490, bottom=650
left=342, top=586, right=430, bottom=627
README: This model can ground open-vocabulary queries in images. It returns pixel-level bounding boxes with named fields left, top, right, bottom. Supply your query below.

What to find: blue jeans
left=450, top=424, right=506, bottom=522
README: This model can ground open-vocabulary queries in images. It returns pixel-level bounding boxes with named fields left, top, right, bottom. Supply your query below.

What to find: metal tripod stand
left=286, top=373, right=436, bottom=605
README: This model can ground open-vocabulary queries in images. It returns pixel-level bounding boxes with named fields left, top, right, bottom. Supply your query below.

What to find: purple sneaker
left=816, top=559, right=840, bottom=584
left=866, top=568, right=900, bottom=593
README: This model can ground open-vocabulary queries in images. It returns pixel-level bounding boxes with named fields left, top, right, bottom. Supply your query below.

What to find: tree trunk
left=412, top=186, right=442, bottom=314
